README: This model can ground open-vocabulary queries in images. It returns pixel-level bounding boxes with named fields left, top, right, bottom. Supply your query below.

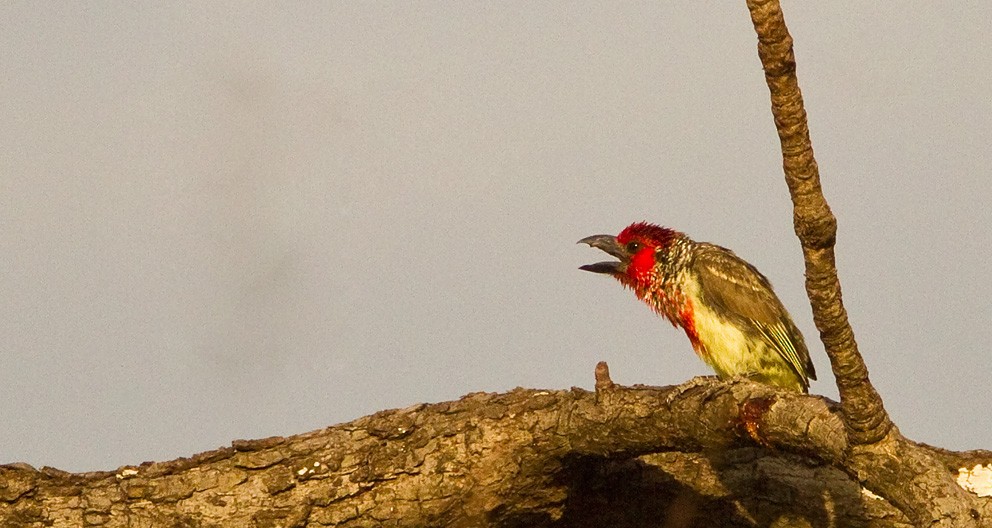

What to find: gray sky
left=2, top=3, right=990, bottom=473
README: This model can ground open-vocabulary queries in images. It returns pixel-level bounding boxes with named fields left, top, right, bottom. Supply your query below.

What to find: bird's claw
left=664, top=375, right=720, bottom=405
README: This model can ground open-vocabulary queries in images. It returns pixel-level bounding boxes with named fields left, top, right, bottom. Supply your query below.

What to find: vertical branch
left=744, top=0, right=891, bottom=445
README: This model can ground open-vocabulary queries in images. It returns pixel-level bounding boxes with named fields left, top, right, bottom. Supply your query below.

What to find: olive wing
left=690, top=244, right=816, bottom=384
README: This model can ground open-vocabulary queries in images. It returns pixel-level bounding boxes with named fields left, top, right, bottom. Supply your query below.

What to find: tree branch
left=2, top=381, right=989, bottom=527
left=745, top=1, right=986, bottom=525
left=746, top=0, right=890, bottom=447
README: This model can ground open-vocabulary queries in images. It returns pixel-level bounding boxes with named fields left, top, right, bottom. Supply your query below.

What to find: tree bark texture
left=2, top=379, right=990, bottom=527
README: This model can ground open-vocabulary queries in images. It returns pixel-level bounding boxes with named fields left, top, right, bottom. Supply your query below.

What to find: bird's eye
left=626, top=241, right=641, bottom=253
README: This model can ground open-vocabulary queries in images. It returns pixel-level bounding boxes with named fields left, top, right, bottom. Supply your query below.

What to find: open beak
left=577, top=234, right=627, bottom=275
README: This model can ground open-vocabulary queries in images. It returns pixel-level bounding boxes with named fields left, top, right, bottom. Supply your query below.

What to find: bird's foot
left=664, top=375, right=720, bottom=405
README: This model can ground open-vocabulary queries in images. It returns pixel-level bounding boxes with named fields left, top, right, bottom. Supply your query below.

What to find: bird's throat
left=635, top=280, right=706, bottom=359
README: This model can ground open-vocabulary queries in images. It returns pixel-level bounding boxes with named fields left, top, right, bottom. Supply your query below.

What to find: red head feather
left=616, top=222, right=678, bottom=248
left=613, top=222, right=681, bottom=288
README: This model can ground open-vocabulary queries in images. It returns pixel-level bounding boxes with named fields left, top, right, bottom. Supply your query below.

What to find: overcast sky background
left=2, top=3, right=990, bottom=473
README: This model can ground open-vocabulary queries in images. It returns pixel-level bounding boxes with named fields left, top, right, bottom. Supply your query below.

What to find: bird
left=578, top=221, right=816, bottom=393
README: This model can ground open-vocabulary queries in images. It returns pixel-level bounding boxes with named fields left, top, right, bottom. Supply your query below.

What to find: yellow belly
left=682, top=300, right=804, bottom=392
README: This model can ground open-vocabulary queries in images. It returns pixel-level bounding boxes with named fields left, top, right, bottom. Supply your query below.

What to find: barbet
left=579, top=222, right=815, bottom=392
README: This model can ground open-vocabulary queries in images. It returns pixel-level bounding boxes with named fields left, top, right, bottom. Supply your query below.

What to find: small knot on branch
left=594, top=361, right=615, bottom=395
left=739, top=396, right=776, bottom=448
left=794, top=204, right=837, bottom=250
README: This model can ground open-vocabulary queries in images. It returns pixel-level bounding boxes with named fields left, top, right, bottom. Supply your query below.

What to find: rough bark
left=746, top=1, right=986, bottom=525
left=5, top=375, right=989, bottom=528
